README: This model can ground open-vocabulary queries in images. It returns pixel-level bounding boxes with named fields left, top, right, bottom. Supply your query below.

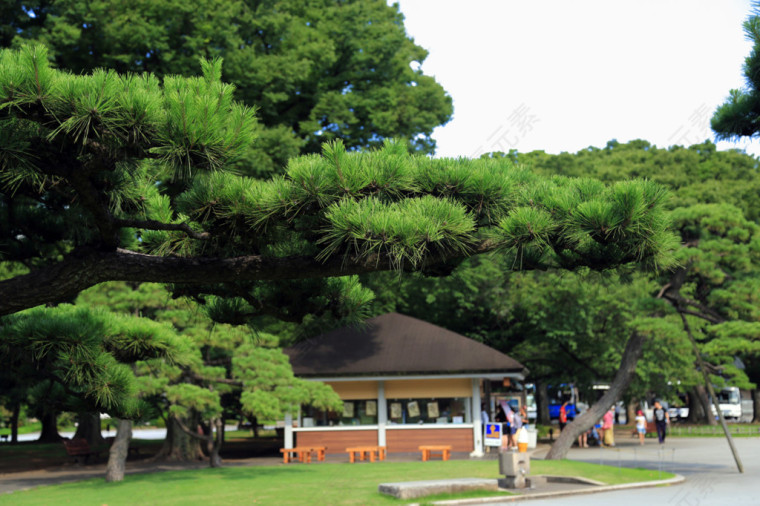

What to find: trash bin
left=526, top=428, right=537, bottom=449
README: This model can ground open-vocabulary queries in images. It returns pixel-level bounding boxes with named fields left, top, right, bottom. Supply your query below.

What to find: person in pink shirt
left=601, top=407, right=615, bottom=447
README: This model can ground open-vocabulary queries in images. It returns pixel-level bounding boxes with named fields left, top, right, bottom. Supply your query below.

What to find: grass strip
left=6, top=458, right=673, bottom=506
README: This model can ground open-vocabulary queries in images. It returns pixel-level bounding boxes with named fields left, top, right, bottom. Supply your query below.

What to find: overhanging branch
left=114, top=218, right=210, bottom=240
left=0, top=241, right=498, bottom=316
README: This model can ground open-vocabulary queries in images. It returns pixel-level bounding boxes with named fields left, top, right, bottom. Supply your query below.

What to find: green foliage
left=0, top=46, right=677, bottom=331
left=233, top=341, right=342, bottom=420
left=0, top=305, right=181, bottom=417
left=712, top=5, right=760, bottom=139
left=514, top=140, right=760, bottom=394
left=76, top=281, right=341, bottom=433
left=2, top=0, right=453, bottom=174
left=143, top=136, right=677, bottom=275
left=369, top=139, right=760, bottom=407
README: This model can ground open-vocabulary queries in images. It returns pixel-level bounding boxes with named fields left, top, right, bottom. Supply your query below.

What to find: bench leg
left=349, top=451, right=355, bottom=463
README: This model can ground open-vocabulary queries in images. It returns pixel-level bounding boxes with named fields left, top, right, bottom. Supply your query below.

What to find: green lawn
left=6, top=459, right=673, bottom=506
left=667, top=424, right=760, bottom=438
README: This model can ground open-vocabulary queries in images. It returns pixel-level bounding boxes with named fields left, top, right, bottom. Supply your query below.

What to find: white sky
left=395, top=0, right=760, bottom=158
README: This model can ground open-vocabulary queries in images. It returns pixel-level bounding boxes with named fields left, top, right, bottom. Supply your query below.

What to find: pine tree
left=0, top=45, right=678, bottom=318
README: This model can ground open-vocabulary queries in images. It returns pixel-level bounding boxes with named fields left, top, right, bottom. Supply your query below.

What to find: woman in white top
left=635, top=409, right=647, bottom=445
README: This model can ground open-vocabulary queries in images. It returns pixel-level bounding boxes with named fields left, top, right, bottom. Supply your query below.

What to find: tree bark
left=170, top=415, right=223, bottom=468
left=687, top=387, right=701, bottom=423
left=694, top=384, right=717, bottom=425
left=0, top=243, right=499, bottom=316
left=208, top=418, right=224, bottom=468
left=105, top=419, right=132, bottom=483
left=752, top=389, right=760, bottom=423
left=152, top=415, right=205, bottom=462
left=626, top=400, right=637, bottom=425
left=545, top=332, right=646, bottom=460
left=10, top=401, right=20, bottom=444
left=536, top=381, right=550, bottom=425
left=38, top=411, right=62, bottom=443
left=73, top=413, right=105, bottom=445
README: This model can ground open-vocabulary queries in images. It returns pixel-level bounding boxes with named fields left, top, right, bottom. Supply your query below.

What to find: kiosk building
left=283, top=313, right=526, bottom=455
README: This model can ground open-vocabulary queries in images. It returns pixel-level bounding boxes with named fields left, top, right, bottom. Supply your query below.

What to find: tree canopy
left=1, top=0, right=453, bottom=174
left=0, top=45, right=678, bottom=318
left=712, top=3, right=760, bottom=140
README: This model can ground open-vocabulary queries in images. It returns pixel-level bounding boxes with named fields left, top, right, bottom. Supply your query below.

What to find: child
left=635, top=409, right=647, bottom=445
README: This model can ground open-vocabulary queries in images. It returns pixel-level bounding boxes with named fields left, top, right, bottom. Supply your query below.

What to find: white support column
left=377, top=381, right=387, bottom=447
left=284, top=411, right=293, bottom=449
left=470, top=378, right=484, bottom=457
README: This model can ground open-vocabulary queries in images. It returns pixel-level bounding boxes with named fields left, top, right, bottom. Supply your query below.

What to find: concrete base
left=378, top=478, right=499, bottom=499
left=498, top=451, right=530, bottom=476
left=498, top=476, right=530, bottom=489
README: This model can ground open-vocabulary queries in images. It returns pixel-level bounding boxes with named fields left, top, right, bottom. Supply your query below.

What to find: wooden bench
left=279, top=446, right=326, bottom=464
left=346, top=446, right=386, bottom=463
left=63, top=438, right=103, bottom=463
left=419, top=445, right=451, bottom=462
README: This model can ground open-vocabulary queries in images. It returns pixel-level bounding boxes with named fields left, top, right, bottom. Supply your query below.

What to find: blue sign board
left=484, top=422, right=502, bottom=447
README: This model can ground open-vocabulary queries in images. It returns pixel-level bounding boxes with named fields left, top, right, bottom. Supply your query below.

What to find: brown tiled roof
left=284, top=312, right=526, bottom=377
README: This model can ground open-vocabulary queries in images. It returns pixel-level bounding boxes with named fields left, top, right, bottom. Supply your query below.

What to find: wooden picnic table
left=345, top=446, right=386, bottom=463
left=279, top=446, right=326, bottom=464
left=418, top=445, right=451, bottom=461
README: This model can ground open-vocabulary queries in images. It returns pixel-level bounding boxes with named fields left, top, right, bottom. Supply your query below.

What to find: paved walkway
left=473, top=436, right=760, bottom=506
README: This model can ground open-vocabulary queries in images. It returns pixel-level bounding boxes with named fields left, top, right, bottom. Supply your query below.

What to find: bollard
left=498, top=451, right=530, bottom=489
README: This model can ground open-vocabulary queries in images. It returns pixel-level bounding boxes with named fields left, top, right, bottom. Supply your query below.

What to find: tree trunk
left=10, top=401, right=20, bottom=444
left=687, top=386, right=706, bottom=423
left=152, top=415, right=205, bottom=462
left=38, top=411, right=62, bottom=443
left=208, top=418, right=223, bottom=468
left=545, top=332, right=646, bottom=460
left=105, top=419, right=132, bottom=483
left=536, top=381, right=551, bottom=425
left=626, top=400, right=637, bottom=425
left=74, top=413, right=105, bottom=445
left=752, top=389, right=760, bottom=423
left=693, top=384, right=717, bottom=425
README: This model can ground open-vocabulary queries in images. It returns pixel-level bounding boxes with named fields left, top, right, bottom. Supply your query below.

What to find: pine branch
left=0, top=241, right=499, bottom=316
left=113, top=218, right=210, bottom=240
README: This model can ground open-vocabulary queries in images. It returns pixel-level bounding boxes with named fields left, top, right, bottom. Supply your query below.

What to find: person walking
left=653, top=400, right=670, bottom=444
left=512, top=406, right=523, bottom=450
left=559, top=400, right=569, bottom=432
left=635, top=409, right=647, bottom=445
left=503, top=402, right=516, bottom=449
left=602, top=407, right=615, bottom=447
